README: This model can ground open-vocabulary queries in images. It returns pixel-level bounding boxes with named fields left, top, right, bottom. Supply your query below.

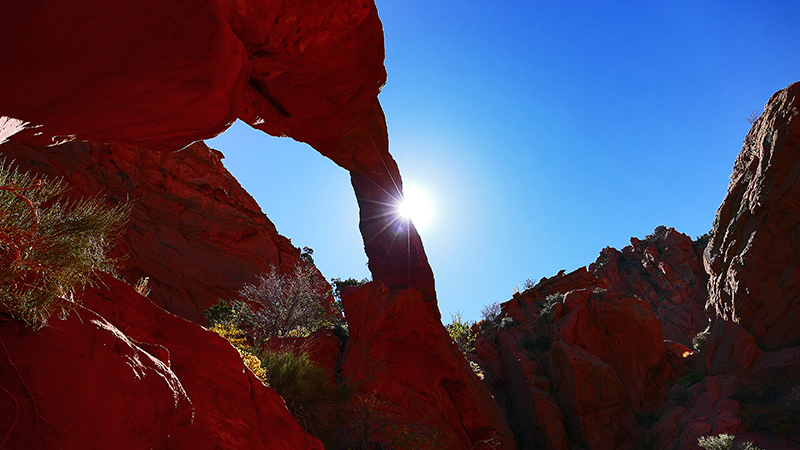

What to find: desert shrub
left=210, top=322, right=265, bottom=379
left=446, top=311, right=476, bottom=354
left=693, top=327, right=711, bottom=351
left=300, top=246, right=315, bottom=264
left=697, top=433, right=762, bottom=450
left=260, top=348, right=353, bottom=443
left=0, top=160, right=129, bottom=327
left=746, top=110, right=762, bottom=125
left=539, top=292, right=565, bottom=316
left=239, top=264, right=330, bottom=343
left=644, top=225, right=669, bottom=243
left=480, top=301, right=501, bottom=322
left=204, top=298, right=256, bottom=330
left=134, top=276, right=151, bottom=297
left=204, top=298, right=233, bottom=325
left=336, top=391, right=449, bottom=450
left=499, top=316, right=517, bottom=329
left=677, top=372, right=704, bottom=386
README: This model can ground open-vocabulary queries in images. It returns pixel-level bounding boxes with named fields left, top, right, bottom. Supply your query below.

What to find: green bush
left=445, top=312, right=476, bottom=354
left=260, top=348, right=354, bottom=444
left=0, top=160, right=129, bottom=327
left=539, top=292, right=565, bottom=316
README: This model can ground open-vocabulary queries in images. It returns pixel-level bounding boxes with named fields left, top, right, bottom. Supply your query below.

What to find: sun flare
left=397, top=184, right=433, bottom=231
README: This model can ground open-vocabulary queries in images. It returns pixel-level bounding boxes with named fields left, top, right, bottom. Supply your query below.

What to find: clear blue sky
left=207, top=1, right=800, bottom=323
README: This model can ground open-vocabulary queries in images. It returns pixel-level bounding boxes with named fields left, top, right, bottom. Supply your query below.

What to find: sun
left=397, top=184, right=433, bottom=231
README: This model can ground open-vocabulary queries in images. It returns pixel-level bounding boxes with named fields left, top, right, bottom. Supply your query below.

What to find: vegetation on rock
left=238, top=264, right=330, bottom=342
left=697, top=433, right=763, bottom=450
left=445, top=311, right=476, bottom=354
left=0, top=160, right=129, bottom=327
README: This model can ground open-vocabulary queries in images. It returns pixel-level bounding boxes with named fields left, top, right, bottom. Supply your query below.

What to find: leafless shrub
left=238, top=264, right=329, bottom=343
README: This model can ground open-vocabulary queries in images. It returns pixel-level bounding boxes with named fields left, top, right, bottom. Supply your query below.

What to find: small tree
left=446, top=312, right=477, bottom=354
left=0, top=160, right=129, bottom=327
left=480, top=301, right=501, bottom=322
left=238, top=264, right=329, bottom=342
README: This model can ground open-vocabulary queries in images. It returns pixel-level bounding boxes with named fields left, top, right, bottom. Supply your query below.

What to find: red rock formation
left=482, top=285, right=673, bottom=450
left=0, top=302, right=193, bottom=449
left=591, top=228, right=710, bottom=347
left=473, top=228, right=711, bottom=449
left=82, top=275, right=324, bottom=450
left=1, top=139, right=307, bottom=323
left=0, top=0, right=507, bottom=447
left=341, top=280, right=517, bottom=450
left=704, top=82, right=800, bottom=350
left=0, top=0, right=433, bottom=302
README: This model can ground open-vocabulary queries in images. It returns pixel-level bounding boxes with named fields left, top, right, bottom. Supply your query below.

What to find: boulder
left=0, top=300, right=192, bottom=449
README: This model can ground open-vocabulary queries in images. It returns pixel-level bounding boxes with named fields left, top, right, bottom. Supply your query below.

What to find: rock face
left=0, top=303, right=192, bottom=449
left=591, top=228, right=710, bottom=347
left=704, top=81, right=800, bottom=350
left=342, top=281, right=516, bottom=450
left=647, top=81, right=800, bottom=450
left=0, top=275, right=323, bottom=450
left=473, top=227, right=713, bottom=449
left=476, top=270, right=675, bottom=450
left=1, top=139, right=306, bottom=323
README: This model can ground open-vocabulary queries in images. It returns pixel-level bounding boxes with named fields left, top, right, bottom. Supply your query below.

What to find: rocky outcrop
left=472, top=227, right=713, bottom=449
left=342, top=281, right=516, bottom=450
left=82, top=276, right=323, bottom=450
left=476, top=273, right=674, bottom=450
left=704, top=81, right=800, bottom=350
left=1, top=139, right=307, bottom=323
left=592, top=228, right=710, bottom=347
left=646, top=81, right=800, bottom=450
left=0, top=275, right=322, bottom=449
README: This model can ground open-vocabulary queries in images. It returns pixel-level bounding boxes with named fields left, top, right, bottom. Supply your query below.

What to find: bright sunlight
left=397, top=184, right=433, bottom=231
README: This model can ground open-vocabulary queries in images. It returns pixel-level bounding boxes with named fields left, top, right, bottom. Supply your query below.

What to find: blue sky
left=207, top=1, right=800, bottom=322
